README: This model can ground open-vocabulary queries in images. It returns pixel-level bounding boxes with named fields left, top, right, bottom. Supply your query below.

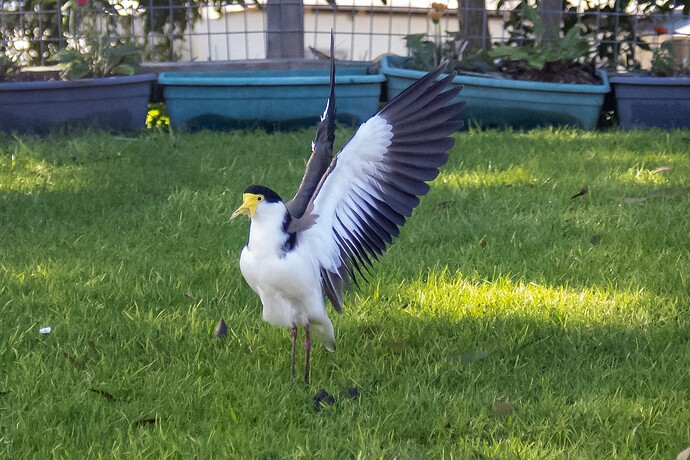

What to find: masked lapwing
left=232, top=34, right=465, bottom=384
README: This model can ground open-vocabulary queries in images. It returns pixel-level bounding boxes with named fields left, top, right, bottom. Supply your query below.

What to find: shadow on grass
left=314, top=308, right=688, bottom=457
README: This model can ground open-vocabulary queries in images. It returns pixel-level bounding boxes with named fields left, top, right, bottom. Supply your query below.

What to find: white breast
left=240, top=245, right=319, bottom=328
left=237, top=200, right=337, bottom=350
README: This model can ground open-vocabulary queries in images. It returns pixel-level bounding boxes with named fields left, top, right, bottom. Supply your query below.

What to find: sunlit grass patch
left=395, top=269, right=658, bottom=327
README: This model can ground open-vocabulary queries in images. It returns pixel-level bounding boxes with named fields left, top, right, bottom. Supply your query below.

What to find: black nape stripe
left=282, top=213, right=297, bottom=253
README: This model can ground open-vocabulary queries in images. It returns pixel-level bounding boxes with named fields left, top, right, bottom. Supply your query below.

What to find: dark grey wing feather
left=312, top=62, right=465, bottom=313
left=285, top=32, right=337, bottom=220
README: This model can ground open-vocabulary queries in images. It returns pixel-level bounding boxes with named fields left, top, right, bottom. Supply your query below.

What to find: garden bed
left=382, top=55, right=610, bottom=130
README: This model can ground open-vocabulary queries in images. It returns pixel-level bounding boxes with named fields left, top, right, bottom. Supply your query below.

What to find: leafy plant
left=402, top=0, right=500, bottom=76
left=651, top=41, right=677, bottom=76
left=1, top=0, right=209, bottom=65
left=402, top=2, right=471, bottom=71
left=650, top=40, right=690, bottom=76
left=502, top=0, right=689, bottom=71
left=0, top=0, right=63, bottom=65
left=403, top=32, right=463, bottom=70
left=403, top=33, right=438, bottom=70
left=402, top=3, right=468, bottom=71
left=578, top=2, right=650, bottom=70
left=46, top=0, right=143, bottom=80
left=54, top=35, right=142, bottom=79
left=0, top=50, right=20, bottom=81
left=490, top=4, right=591, bottom=70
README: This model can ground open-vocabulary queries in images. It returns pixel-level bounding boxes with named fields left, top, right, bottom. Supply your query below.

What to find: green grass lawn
left=1, top=128, right=689, bottom=458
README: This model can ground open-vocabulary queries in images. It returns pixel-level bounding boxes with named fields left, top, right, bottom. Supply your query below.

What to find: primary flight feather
left=232, top=35, right=465, bottom=384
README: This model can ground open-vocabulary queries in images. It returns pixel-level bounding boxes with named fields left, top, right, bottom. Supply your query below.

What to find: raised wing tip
left=286, top=31, right=337, bottom=219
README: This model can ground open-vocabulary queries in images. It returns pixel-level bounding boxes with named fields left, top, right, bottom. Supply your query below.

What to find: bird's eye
left=257, top=196, right=263, bottom=201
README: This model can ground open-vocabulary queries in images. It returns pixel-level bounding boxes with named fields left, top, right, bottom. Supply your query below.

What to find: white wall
left=188, top=3, right=506, bottom=61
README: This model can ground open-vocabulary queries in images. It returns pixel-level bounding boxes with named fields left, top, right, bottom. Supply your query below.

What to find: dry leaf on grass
left=677, top=447, right=690, bottom=460
left=571, top=186, right=588, bottom=199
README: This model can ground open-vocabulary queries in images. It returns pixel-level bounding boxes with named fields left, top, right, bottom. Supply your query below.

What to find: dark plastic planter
left=158, top=67, right=386, bottom=131
left=0, top=74, right=156, bottom=135
left=381, top=55, right=610, bottom=130
left=609, top=75, right=690, bottom=129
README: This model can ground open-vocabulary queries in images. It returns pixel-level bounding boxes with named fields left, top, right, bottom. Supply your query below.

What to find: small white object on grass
left=678, top=447, right=690, bottom=460
left=39, top=326, right=52, bottom=334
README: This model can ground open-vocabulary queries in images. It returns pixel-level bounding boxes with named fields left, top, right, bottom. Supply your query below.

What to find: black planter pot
left=0, top=74, right=156, bottom=135
left=610, top=75, right=690, bottom=130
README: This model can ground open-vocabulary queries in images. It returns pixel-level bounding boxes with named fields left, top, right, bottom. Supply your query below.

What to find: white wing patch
left=301, top=115, right=392, bottom=273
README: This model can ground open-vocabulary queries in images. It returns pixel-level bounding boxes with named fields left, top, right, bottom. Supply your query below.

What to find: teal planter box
left=381, top=55, right=610, bottom=130
left=610, top=75, right=690, bottom=129
left=158, top=67, right=386, bottom=131
left=0, top=74, right=156, bottom=135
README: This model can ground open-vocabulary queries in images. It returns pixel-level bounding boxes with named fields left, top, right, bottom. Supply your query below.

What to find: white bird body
left=239, top=200, right=336, bottom=351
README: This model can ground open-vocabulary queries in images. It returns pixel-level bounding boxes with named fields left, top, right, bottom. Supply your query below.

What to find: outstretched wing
left=285, top=32, right=336, bottom=220
left=299, top=63, right=465, bottom=311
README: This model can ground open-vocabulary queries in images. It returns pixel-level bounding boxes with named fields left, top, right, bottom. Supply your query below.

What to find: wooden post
left=539, top=0, right=562, bottom=45
left=458, top=0, right=490, bottom=53
left=266, top=0, right=305, bottom=58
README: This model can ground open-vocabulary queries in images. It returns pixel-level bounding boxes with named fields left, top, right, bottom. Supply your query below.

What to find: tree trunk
left=539, top=0, right=562, bottom=44
left=458, top=0, right=490, bottom=53
left=266, top=0, right=305, bottom=58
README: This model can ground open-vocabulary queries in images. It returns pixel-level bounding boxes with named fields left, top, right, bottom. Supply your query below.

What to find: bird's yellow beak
left=231, top=193, right=262, bottom=219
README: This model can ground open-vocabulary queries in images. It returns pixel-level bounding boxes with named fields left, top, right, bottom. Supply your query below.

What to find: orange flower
left=431, top=2, right=448, bottom=12
left=428, top=2, right=448, bottom=23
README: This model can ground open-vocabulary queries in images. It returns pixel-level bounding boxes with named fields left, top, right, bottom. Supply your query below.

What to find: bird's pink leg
left=290, top=325, right=297, bottom=384
left=304, top=323, right=311, bottom=385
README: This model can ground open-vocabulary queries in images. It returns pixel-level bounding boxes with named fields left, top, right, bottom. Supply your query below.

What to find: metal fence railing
left=2, top=0, right=689, bottom=70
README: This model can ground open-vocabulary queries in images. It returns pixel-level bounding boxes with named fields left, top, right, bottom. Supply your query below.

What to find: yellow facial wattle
left=231, top=193, right=264, bottom=219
